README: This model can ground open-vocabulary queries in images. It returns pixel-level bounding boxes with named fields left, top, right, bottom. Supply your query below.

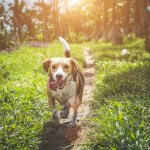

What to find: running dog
left=42, top=37, right=84, bottom=127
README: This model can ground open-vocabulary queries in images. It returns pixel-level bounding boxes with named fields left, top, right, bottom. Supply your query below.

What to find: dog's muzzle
left=49, top=75, right=72, bottom=91
left=49, top=80, right=64, bottom=91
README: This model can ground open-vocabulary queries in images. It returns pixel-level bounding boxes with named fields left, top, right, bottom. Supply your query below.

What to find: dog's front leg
left=48, top=97, right=59, bottom=124
left=60, top=102, right=71, bottom=119
left=66, top=96, right=79, bottom=127
left=68, top=108, right=77, bottom=127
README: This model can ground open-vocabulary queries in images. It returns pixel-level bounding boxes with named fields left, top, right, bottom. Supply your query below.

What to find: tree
left=111, top=0, right=123, bottom=44
left=145, top=0, right=150, bottom=52
left=34, top=0, right=53, bottom=41
left=53, top=0, right=60, bottom=38
left=101, top=0, right=109, bottom=40
left=23, top=9, right=36, bottom=40
left=133, top=0, right=141, bottom=36
left=123, top=0, right=131, bottom=35
left=10, top=0, right=26, bottom=42
left=0, top=0, right=149, bottom=44
left=0, top=3, right=4, bottom=31
left=42, top=0, right=49, bottom=41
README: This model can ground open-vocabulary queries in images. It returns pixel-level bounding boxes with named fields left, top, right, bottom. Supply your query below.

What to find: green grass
left=87, top=39, right=150, bottom=149
left=0, top=42, right=85, bottom=149
left=1, top=39, right=150, bottom=149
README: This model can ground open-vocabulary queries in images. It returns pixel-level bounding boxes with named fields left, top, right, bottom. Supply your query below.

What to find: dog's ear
left=42, top=58, right=51, bottom=72
left=70, top=58, right=78, bottom=75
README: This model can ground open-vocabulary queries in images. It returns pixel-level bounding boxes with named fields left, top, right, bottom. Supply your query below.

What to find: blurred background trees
left=0, top=0, right=150, bottom=51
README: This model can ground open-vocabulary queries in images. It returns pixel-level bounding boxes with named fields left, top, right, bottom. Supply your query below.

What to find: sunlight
left=68, top=0, right=82, bottom=7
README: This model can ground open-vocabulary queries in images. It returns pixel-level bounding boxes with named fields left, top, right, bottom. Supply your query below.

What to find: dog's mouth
left=49, top=79, right=64, bottom=90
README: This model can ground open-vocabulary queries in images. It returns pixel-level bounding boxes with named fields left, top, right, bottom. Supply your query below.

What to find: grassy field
left=87, top=38, right=150, bottom=149
left=0, top=42, right=85, bottom=149
left=1, top=39, right=150, bottom=149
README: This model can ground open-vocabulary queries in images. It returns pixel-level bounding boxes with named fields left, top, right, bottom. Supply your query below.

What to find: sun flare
left=68, top=0, right=82, bottom=6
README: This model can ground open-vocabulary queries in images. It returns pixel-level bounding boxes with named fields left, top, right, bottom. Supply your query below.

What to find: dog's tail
left=59, top=37, right=70, bottom=58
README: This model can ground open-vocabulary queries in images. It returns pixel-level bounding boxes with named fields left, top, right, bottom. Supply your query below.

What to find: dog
left=42, top=37, right=84, bottom=127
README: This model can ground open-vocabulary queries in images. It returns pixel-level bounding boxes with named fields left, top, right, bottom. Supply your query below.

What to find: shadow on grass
left=96, top=60, right=150, bottom=103
left=92, top=59, right=150, bottom=149
left=39, top=120, right=81, bottom=150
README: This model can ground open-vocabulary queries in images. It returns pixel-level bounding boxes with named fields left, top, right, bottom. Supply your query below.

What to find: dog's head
left=43, top=58, right=78, bottom=81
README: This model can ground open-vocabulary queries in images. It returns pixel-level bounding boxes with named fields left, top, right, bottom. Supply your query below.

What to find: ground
left=0, top=38, right=150, bottom=149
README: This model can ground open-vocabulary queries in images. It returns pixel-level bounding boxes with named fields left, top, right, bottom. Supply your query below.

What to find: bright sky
left=0, top=0, right=80, bottom=5
left=69, top=0, right=80, bottom=5
left=1, top=0, right=82, bottom=11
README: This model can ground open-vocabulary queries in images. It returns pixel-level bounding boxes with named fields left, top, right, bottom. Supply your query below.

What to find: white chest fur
left=50, top=80, right=76, bottom=104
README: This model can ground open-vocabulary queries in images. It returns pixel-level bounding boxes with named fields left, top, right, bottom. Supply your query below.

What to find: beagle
left=43, top=37, right=84, bottom=127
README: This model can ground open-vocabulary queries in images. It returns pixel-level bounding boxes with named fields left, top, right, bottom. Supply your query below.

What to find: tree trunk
left=42, top=0, right=48, bottom=41
left=53, top=0, right=60, bottom=38
left=14, top=0, right=23, bottom=42
left=63, top=0, right=69, bottom=38
left=0, top=4, right=4, bottom=31
left=26, top=16, right=35, bottom=40
left=123, top=0, right=130, bottom=35
left=133, top=0, right=141, bottom=36
left=110, top=0, right=123, bottom=44
left=18, top=25, right=23, bottom=42
left=145, top=1, right=150, bottom=52
left=140, top=0, right=147, bottom=37
left=101, top=0, right=109, bottom=40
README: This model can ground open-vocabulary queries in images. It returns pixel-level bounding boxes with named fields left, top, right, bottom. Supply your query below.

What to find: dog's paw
left=60, top=108, right=69, bottom=119
left=67, top=121, right=76, bottom=128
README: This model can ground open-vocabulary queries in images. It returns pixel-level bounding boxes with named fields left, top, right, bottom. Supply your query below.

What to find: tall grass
left=87, top=39, right=150, bottom=149
left=0, top=43, right=85, bottom=149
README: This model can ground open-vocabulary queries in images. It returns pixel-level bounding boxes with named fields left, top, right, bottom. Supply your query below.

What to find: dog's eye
left=64, top=64, right=69, bottom=69
left=52, top=65, right=56, bottom=69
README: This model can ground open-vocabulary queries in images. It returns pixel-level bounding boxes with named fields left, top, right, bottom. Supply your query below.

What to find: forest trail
left=39, top=48, right=96, bottom=150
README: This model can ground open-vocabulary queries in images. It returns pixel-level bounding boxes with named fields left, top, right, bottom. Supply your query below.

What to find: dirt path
left=71, top=48, right=96, bottom=150
left=39, top=48, right=96, bottom=150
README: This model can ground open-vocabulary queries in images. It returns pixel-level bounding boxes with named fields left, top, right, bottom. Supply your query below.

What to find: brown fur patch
left=65, top=51, right=71, bottom=58
left=43, top=58, right=51, bottom=72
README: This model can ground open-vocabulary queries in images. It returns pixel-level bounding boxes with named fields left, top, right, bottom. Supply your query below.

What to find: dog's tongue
left=49, top=79, right=63, bottom=90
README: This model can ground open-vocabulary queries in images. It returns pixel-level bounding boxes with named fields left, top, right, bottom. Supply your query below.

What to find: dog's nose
left=56, top=74, right=63, bottom=80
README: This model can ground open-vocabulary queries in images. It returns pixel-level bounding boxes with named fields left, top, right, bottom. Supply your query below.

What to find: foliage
left=87, top=39, right=150, bottom=149
left=0, top=43, right=85, bottom=149
left=0, top=0, right=150, bottom=47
